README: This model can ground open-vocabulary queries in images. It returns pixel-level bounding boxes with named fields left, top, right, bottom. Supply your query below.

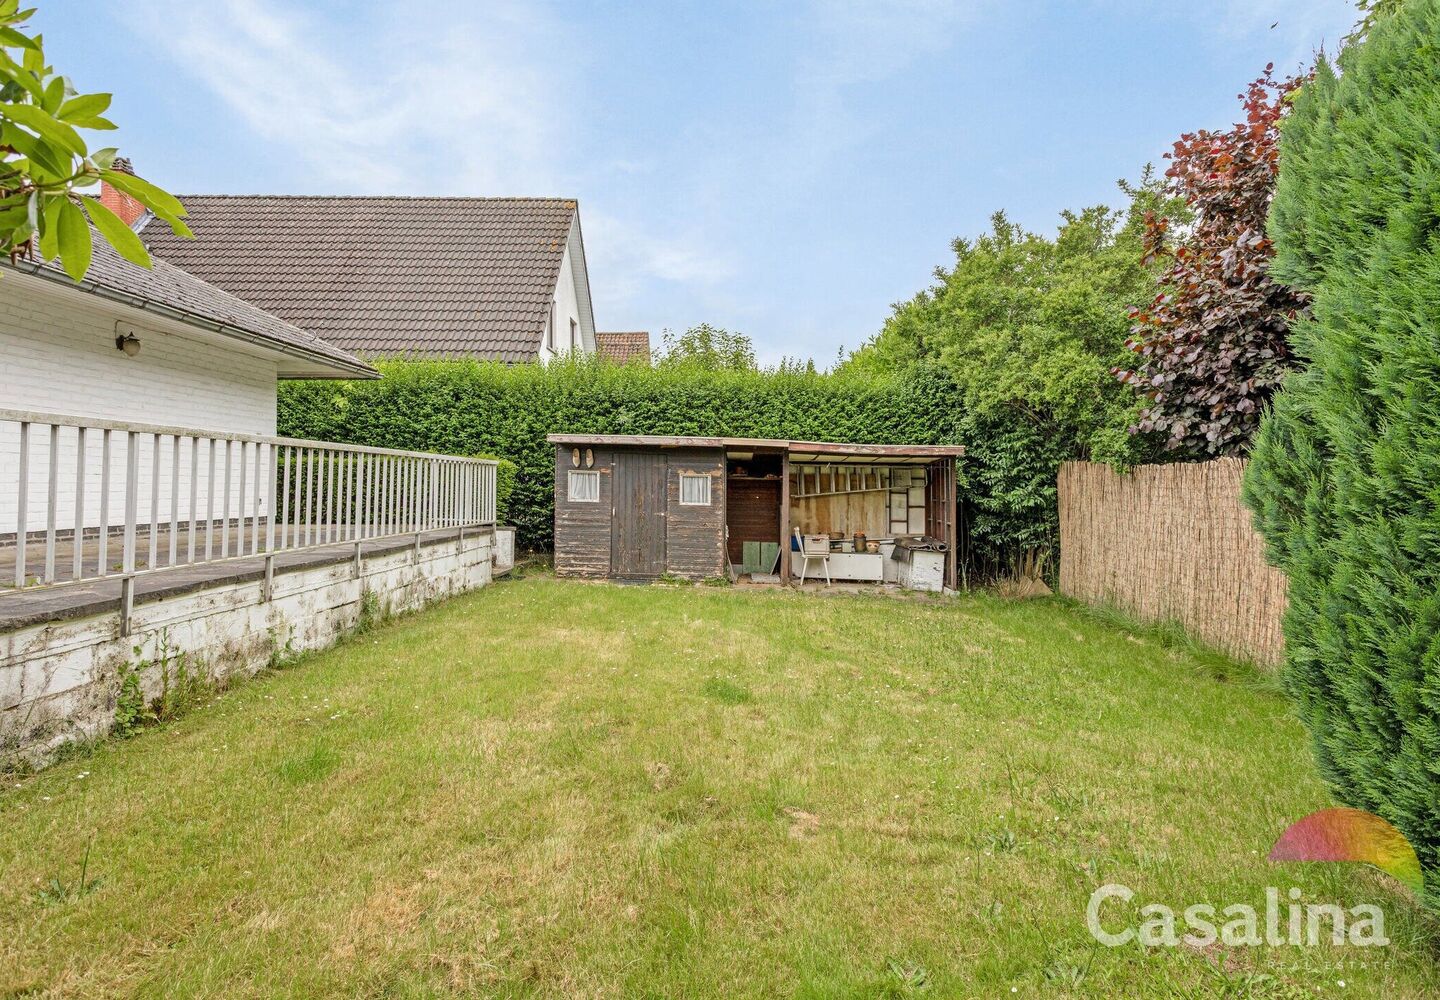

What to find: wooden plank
left=784, top=440, right=966, bottom=458
left=551, top=433, right=728, bottom=449
left=611, top=452, right=667, bottom=577
left=546, top=432, right=965, bottom=459
left=791, top=492, right=889, bottom=539
left=726, top=478, right=780, bottom=564
left=780, top=451, right=791, bottom=584
left=665, top=449, right=726, bottom=579
left=948, top=460, right=958, bottom=589
left=553, top=444, right=613, bottom=577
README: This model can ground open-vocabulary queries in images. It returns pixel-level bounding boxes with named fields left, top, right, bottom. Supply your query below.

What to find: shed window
left=568, top=470, right=600, bottom=503
left=679, top=473, right=712, bottom=506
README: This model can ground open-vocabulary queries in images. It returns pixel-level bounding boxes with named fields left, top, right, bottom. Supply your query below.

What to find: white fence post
left=14, top=420, right=28, bottom=587
left=122, top=430, right=138, bottom=576
left=44, top=422, right=58, bottom=583
left=169, top=434, right=180, bottom=568
left=98, top=428, right=111, bottom=577
left=187, top=436, right=198, bottom=565
left=72, top=426, right=86, bottom=580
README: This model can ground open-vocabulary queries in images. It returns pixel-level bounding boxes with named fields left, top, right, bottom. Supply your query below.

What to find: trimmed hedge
left=478, top=454, right=518, bottom=523
left=1244, top=0, right=1440, bottom=902
left=279, top=357, right=953, bottom=545
left=278, top=356, right=1067, bottom=574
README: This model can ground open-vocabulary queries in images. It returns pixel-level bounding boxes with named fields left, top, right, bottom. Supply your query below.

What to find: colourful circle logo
left=1269, top=808, right=1424, bottom=893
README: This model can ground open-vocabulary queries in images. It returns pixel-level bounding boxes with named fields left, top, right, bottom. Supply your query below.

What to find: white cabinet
left=791, top=550, right=885, bottom=583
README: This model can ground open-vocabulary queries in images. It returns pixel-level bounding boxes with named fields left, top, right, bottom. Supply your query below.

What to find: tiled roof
left=6, top=228, right=378, bottom=378
left=141, top=196, right=579, bottom=363
left=594, top=331, right=651, bottom=364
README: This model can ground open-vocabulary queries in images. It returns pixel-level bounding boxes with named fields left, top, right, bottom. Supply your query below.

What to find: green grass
left=2, top=577, right=1438, bottom=998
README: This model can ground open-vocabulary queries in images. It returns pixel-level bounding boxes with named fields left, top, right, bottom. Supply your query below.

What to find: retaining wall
left=1, top=527, right=515, bottom=759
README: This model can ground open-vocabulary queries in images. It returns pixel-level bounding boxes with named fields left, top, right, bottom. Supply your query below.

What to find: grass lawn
left=2, top=575, right=1438, bottom=998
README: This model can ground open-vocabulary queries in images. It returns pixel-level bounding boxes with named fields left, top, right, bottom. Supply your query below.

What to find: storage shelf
left=791, top=487, right=888, bottom=498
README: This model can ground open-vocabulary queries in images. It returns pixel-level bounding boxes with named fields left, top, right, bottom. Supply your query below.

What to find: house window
left=568, top=470, right=600, bottom=503
left=570, top=318, right=578, bottom=349
left=679, top=473, right=711, bottom=506
left=547, top=302, right=556, bottom=351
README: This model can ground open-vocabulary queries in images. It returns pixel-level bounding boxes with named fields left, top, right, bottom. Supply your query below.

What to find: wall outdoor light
left=114, top=323, right=141, bottom=357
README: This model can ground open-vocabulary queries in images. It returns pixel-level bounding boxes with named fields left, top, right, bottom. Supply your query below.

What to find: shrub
left=1244, top=0, right=1440, bottom=903
left=1116, top=68, right=1310, bottom=457
left=835, top=179, right=1196, bottom=575
left=848, top=177, right=1179, bottom=469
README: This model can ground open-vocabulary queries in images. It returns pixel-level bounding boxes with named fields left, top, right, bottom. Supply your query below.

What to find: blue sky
left=43, top=0, right=1359, bottom=366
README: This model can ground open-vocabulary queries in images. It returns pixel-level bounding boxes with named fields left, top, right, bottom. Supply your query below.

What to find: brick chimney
left=98, top=157, right=147, bottom=227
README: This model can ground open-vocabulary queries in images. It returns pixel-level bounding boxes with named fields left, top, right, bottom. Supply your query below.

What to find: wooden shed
left=549, top=435, right=965, bottom=589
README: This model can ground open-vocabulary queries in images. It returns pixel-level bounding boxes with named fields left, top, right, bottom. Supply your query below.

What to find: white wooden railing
left=2, top=409, right=498, bottom=598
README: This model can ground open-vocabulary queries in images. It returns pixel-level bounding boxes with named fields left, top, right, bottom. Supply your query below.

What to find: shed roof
left=547, top=433, right=964, bottom=461
left=141, top=195, right=580, bottom=362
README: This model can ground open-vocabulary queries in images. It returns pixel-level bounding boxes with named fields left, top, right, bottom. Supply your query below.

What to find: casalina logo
left=1085, top=809, right=1420, bottom=949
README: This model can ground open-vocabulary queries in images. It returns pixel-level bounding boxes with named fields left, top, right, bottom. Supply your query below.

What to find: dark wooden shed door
left=611, top=453, right=667, bottom=577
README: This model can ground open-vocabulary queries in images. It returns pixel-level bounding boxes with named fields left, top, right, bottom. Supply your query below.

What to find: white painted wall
left=0, top=277, right=280, bottom=535
left=536, top=217, right=595, bottom=361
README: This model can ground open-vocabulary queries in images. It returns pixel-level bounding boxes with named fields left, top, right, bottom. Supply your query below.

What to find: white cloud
left=788, top=0, right=982, bottom=162
left=583, top=209, right=739, bottom=318
left=131, top=0, right=743, bottom=322
left=134, top=0, right=570, bottom=193
left=801, top=0, right=978, bottom=89
left=1212, top=0, right=1357, bottom=66
left=126, top=1, right=990, bottom=341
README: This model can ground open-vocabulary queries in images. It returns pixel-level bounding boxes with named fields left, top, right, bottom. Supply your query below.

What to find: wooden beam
left=946, top=458, right=959, bottom=590
left=780, top=450, right=791, bottom=585
left=548, top=433, right=729, bottom=449
left=785, top=440, right=966, bottom=458
left=545, top=432, right=966, bottom=460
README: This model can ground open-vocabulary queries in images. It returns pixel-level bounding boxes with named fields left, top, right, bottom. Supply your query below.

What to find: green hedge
left=477, top=454, right=518, bottom=522
left=279, top=357, right=1063, bottom=573
left=1244, top=0, right=1440, bottom=902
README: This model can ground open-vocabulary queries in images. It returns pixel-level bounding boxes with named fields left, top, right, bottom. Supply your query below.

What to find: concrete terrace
left=0, top=525, right=500, bottom=632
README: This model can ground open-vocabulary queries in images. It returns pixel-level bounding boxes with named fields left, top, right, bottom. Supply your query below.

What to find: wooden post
left=779, top=450, right=791, bottom=585
left=946, top=458, right=959, bottom=590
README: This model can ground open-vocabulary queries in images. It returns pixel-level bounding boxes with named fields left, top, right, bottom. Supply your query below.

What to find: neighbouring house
left=142, top=195, right=598, bottom=363
left=594, top=331, right=651, bottom=365
left=549, top=434, right=964, bottom=590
